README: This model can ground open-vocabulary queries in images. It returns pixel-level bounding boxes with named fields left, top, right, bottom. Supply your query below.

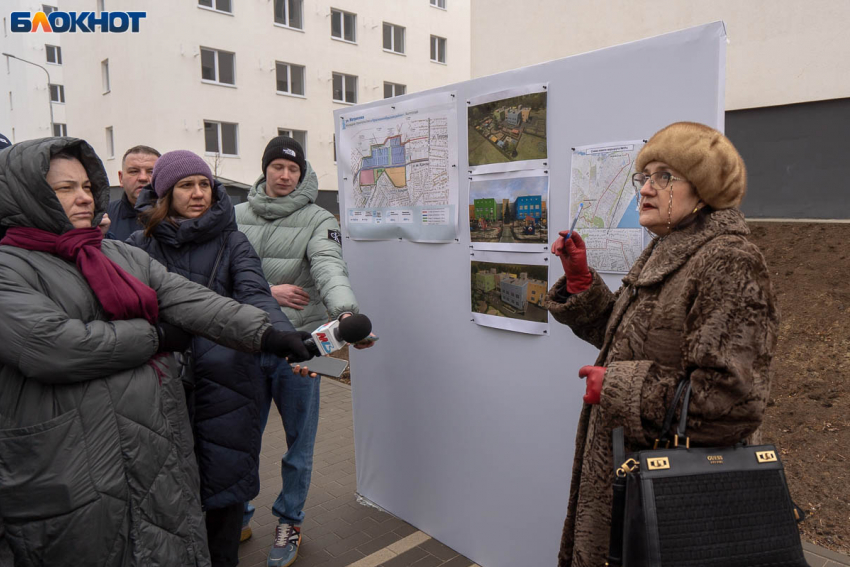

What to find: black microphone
left=303, top=314, right=372, bottom=357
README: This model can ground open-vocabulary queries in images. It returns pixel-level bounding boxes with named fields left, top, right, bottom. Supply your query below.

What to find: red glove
left=551, top=231, right=592, bottom=293
left=578, top=365, right=605, bottom=405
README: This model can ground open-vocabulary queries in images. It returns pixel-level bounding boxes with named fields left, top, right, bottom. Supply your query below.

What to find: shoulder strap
left=206, top=238, right=227, bottom=289
left=608, top=427, right=627, bottom=567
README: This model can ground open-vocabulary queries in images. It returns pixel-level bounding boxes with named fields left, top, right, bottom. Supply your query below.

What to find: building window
left=201, top=48, right=235, bottom=86
left=198, top=0, right=232, bottom=13
left=105, top=127, right=114, bottom=158
left=45, top=45, right=62, bottom=65
left=204, top=121, right=239, bottom=156
left=277, top=128, right=307, bottom=156
left=53, top=123, right=67, bottom=136
left=274, top=0, right=303, bottom=30
left=49, top=84, right=65, bottom=103
left=333, top=133, right=337, bottom=163
left=331, top=9, right=356, bottom=43
left=430, top=0, right=447, bottom=8
left=383, top=23, right=405, bottom=54
left=430, top=35, right=447, bottom=63
left=101, top=59, right=110, bottom=93
left=275, top=62, right=305, bottom=96
left=332, top=73, right=357, bottom=104
left=384, top=82, right=406, bottom=98
left=42, top=4, right=58, bottom=13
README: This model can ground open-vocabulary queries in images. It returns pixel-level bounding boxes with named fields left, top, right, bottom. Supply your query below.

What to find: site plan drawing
left=570, top=141, right=647, bottom=273
left=339, top=93, right=458, bottom=241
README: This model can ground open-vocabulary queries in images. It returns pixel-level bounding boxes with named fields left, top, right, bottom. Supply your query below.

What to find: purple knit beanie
left=151, top=150, right=214, bottom=198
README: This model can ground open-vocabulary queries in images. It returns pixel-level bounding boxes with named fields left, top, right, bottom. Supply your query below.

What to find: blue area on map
left=617, top=195, right=641, bottom=228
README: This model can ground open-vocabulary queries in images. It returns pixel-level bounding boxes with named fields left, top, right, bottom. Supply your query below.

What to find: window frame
left=53, top=123, right=67, bottom=136
left=274, top=61, right=306, bottom=97
left=430, top=0, right=447, bottom=9
left=382, top=22, right=406, bottom=55
left=101, top=59, right=110, bottom=94
left=42, top=4, right=58, bottom=14
left=200, top=47, right=237, bottom=87
left=197, top=0, right=233, bottom=15
left=277, top=128, right=308, bottom=156
left=330, top=8, right=357, bottom=44
left=274, top=0, right=304, bottom=31
left=49, top=83, right=65, bottom=104
left=430, top=35, right=447, bottom=64
left=45, top=44, right=62, bottom=65
left=105, top=126, right=115, bottom=159
left=383, top=82, right=406, bottom=99
left=332, top=72, right=357, bottom=104
left=203, top=120, right=240, bottom=157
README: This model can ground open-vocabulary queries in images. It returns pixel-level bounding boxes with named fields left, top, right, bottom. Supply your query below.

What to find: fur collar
left=622, top=208, right=750, bottom=287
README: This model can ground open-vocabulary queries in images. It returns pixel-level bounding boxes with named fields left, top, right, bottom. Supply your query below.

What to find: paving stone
left=418, top=538, right=459, bottom=561
left=380, top=546, right=429, bottom=566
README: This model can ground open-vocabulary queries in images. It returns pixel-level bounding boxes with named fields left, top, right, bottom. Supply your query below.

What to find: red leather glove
left=551, top=231, right=592, bottom=293
left=578, top=365, right=605, bottom=405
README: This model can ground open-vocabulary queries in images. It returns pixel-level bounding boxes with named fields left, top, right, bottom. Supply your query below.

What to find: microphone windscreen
left=337, top=314, right=372, bottom=343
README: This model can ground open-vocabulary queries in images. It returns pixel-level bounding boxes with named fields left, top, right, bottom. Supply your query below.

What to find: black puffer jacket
left=128, top=182, right=294, bottom=510
left=106, top=192, right=143, bottom=241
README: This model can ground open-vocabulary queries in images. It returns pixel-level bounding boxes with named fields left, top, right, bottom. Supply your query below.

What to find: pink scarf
left=1, top=226, right=159, bottom=324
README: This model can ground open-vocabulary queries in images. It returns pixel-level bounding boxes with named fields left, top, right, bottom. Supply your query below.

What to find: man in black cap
left=236, top=136, right=375, bottom=567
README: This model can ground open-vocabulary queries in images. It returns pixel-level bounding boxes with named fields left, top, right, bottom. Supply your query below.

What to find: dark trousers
left=206, top=502, right=244, bottom=567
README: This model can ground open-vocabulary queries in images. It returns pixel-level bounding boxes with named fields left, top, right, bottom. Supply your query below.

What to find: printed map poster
left=470, top=251, right=549, bottom=335
left=467, top=84, right=548, bottom=175
left=339, top=92, right=458, bottom=242
left=469, top=170, right=549, bottom=253
left=570, top=141, right=648, bottom=274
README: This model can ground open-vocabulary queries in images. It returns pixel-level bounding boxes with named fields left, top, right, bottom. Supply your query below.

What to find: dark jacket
left=106, top=192, right=143, bottom=241
left=0, top=138, right=275, bottom=567
left=544, top=208, right=779, bottom=567
left=128, top=182, right=293, bottom=511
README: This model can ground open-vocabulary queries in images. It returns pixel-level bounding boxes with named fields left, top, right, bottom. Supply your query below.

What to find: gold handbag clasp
left=616, top=458, right=639, bottom=478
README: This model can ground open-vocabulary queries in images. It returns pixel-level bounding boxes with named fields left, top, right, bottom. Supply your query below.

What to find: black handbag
left=607, top=378, right=808, bottom=567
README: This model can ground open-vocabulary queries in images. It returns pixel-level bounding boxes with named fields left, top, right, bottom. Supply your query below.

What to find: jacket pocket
left=0, top=409, right=99, bottom=521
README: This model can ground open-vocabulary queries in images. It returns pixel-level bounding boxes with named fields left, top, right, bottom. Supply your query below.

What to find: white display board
left=336, top=23, right=727, bottom=567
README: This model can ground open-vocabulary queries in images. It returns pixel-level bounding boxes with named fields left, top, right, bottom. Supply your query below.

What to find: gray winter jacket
left=0, top=138, right=273, bottom=567
left=235, top=162, right=358, bottom=332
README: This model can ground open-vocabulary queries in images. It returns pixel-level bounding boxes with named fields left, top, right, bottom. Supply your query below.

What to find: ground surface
left=748, top=221, right=850, bottom=554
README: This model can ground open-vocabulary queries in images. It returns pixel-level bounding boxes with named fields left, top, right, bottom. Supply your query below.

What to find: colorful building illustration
left=515, top=195, right=543, bottom=220
left=500, top=277, right=528, bottom=312
left=469, top=204, right=476, bottom=220
left=502, top=199, right=510, bottom=220
left=474, top=198, right=497, bottom=221
left=521, top=106, right=531, bottom=122
left=475, top=271, right=496, bottom=293
left=526, top=279, right=547, bottom=307
left=506, top=107, right=521, bottom=127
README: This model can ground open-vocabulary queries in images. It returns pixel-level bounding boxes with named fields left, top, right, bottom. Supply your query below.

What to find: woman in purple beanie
left=126, top=150, right=310, bottom=567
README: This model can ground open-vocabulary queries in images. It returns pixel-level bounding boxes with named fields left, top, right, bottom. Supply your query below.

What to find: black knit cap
left=262, top=136, right=306, bottom=184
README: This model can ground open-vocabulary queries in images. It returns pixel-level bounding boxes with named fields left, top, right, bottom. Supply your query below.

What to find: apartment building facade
left=7, top=0, right=469, bottom=208
left=1, top=1, right=68, bottom=143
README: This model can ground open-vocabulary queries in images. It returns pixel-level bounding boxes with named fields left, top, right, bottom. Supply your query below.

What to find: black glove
left=156, top=322, right=194, bottom=353
left=261, top=328, right=313, bottom=363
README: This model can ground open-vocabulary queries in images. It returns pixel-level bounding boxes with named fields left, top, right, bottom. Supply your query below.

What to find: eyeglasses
left=631, top=171, right=684, bottom=191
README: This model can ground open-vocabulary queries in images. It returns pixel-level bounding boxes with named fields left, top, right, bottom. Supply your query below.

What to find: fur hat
left=151, top=150, right=213, bottom=198
left=635, top=122, right=746, bottom=209
left=262, top=136, right=306, bottom=184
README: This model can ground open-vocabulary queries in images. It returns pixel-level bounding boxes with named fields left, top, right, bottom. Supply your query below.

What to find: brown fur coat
left=545, top=208, right=779, bottom=567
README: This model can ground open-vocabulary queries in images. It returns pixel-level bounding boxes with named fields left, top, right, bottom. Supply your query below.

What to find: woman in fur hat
left=545, top=122, right=780, bottom=566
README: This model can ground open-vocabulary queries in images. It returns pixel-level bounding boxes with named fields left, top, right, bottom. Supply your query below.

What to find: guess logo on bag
left=707, top=455, right=724, bottom=465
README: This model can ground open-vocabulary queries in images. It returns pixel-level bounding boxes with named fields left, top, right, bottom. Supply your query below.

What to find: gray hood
left=0, top=137, right=109, bottom=234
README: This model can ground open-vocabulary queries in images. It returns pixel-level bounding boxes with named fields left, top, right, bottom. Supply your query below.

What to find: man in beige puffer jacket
left=236, top=136, right=374, bottom=567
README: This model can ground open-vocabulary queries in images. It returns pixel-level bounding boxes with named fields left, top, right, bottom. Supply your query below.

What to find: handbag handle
left=654, top=377, right=690, bottom=449
left=206, top=238, right=227, bottom=289
left=675, top=380, right=693, bottom=442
